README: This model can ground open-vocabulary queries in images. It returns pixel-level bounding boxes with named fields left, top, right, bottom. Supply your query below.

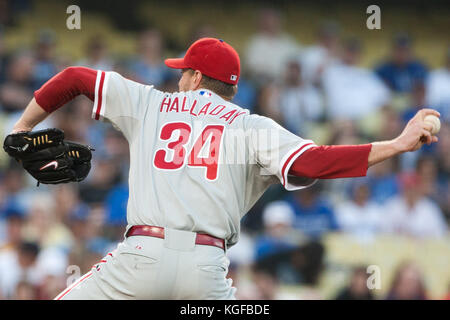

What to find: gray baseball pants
left=55, top=228, right=236, bottom=300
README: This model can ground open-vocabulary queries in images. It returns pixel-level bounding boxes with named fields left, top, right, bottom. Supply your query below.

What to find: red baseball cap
left=165, top=38, right=240, bottom=85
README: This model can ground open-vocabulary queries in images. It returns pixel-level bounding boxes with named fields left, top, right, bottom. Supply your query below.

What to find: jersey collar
left=196, top=89, right=215, bottom=98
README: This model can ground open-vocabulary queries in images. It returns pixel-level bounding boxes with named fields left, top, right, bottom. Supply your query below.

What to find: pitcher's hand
left=394, top=108, right=440, bottom=152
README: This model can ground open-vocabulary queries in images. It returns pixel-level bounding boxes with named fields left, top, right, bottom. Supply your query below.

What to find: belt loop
left=164, top=228, right=196, bottom=251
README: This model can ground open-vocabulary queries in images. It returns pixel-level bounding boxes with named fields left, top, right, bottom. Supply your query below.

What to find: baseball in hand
left=424, top=114, right=441, bottom=135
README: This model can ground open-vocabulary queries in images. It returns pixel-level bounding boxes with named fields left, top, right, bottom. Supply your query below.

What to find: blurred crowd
left=0, top=6, right=449, bottom=300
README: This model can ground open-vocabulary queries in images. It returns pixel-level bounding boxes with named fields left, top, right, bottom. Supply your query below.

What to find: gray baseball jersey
left=92, top=70, right=317, bottom=247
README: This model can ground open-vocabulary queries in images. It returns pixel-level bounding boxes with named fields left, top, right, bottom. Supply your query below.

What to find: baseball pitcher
left=3, top=38, right=439, bottom=299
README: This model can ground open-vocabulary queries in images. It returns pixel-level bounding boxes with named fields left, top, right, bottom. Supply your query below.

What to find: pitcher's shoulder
left=237, top=112, right=280, bottom=130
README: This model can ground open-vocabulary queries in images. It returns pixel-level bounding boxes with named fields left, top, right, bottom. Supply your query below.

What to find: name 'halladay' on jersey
left=91, top=70, right=317, bottom=246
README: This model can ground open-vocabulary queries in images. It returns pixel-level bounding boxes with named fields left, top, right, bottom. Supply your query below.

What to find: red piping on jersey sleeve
left=34, top=66, right=97, bottom=113
left=94, top=71, right=106, bottom=120
left=281, top=142, right=314, bottom=186
left=288, top=144, right=373, bottom=179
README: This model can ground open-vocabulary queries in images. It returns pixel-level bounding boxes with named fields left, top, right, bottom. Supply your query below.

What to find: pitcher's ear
left=193, top=70, right=203, bottom=89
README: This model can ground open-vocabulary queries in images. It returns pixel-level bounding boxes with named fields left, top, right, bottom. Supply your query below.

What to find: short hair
left=187, top=69, right=237, bottom=101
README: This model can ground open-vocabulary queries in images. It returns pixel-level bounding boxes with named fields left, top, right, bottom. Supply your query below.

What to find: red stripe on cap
left=94, top=71, right=106, bottom=120
left=281, top=143, right=313, bottom=187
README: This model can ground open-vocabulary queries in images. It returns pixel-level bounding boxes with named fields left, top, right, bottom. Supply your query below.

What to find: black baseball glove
left=3, top=128, right=94, bottom=185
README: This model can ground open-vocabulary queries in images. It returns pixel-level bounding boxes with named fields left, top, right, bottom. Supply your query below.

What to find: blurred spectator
left=382, top=172, right=447, bottom=238
left=328, top=119, right=361, bottom=146
left=186, top=23, right=217, bottom=47
left=386, top=261, right=427, bottom=300
left=67, top=203, right=111, bottom=274
left=278, top=59, right=324, bottom=136
left=426, top=47, right=450, bottom=122
left=376, top=105, right=403, bottom=142
left=0, top=204, right=25, bottom=251
left=366, top=158, right=399, bottom=204
left=53, top=184, right=79, bottom=226
left=334, top=266, right=375, bottom=300
left=79, top=156, right=121, bottom=204
left=248, top=264, right=279, bottom=299
left=31, top=29, right=57, bottom=90
left=436, top=123, right=450, bottom=180
left=0, top=164, right=29, bottom=210
left=104, top=183, right=128, bottom=240
left=0, top=28, right=8, bottom=84
left=401, top=82, right=427, bottom=123
left=0, top=1, right=10, bottom=27
left=335, top=179, right=383, bottom=239
left=22, top=193, right=74, bottom=251
left=375, top=33, right=428, bottom=93
left=103, top=127, right=130, bottom=172
left=85, top=204, right=107, bottom=242
left=415, top=155, right=439, bottom=199
left=0, top=51, right=34, bottom=113
left=0, top=241, right=41, bottom=299
left=227, top=231, right=255, bottom=271
left=68, top=203, right=90, bottom=242
left=255, top=82, right=283, bottom=124
left=34, top=246, right=68, bottom=299
left=300, top=21, right=341, bottom=86
left=231, top=76, right=257, bottom=112
left=52, top=97, right=97, bottom=144
left=13, top=280, right=38, bottom=300
left=245, top=8, right=301, bottom=83
left=0, top=0, right=32, bottom=27
left=76, top=35, right=114, bottom=71
left=285, top=183, right=338, bottom=238
left=254, top=201, right=305, bottom=284
left=290, top=241, right=325, bottom=286
left=128, top=29, right=171, bottom=87
left=435, top=122, right=450, bottom=221
left=247, top=262, right=297, bottom=299
left=254, top=201, right=297, bottom=261
left=322, top=37, right=390, bottom=120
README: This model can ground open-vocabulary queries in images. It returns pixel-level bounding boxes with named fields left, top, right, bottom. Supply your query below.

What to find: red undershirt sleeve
left=34, top=66, right=97, bottom=113
left=288, top=144, right=373, bottom=179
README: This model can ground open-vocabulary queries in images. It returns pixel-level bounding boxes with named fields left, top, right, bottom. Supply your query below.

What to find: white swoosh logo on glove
left=40, top=161, right=58, bottom=171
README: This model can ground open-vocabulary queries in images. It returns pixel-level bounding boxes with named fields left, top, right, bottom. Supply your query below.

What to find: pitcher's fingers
left=422, top=122, right=434, bottom=133
left=431, top=136, right=439, bottom=143
left=419, top=108, right=440, bottom=118
left=421, top=129, right=432, bottom=145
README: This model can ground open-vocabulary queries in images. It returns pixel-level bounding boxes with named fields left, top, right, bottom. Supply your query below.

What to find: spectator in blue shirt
left=0, top=203, right=25, bottom=250
left=375, top=33, right=428, bottom=93
left=254, top=201, right=297, bottom=261
left=254, top=201, right=303, bottom=284
left=232, top=76, right=257, bottom=112
left=105, top=184, right=128, bottom=227
left=366, top=158, right=399, bottom=204
left=32, top=29, right=58, bottom=90
left=128, top=29, right=172, bottom=88
left=285, top=183, right=339, bottom=238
